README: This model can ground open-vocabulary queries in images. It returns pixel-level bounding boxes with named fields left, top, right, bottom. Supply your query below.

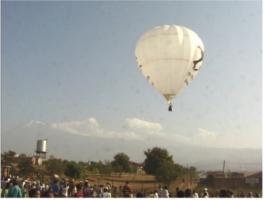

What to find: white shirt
left=103, top=192, right=111, bottom=198
left=193, top=192, right=199, bottom=198
left=62, top=185, right=69, bottom=197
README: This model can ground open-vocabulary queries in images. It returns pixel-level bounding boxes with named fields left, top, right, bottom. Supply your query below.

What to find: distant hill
left=167, top=146, right=262, bottom=172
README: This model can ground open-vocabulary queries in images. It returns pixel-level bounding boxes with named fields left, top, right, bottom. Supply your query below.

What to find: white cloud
left=197, top=128, right=218, bottom=138
left=168, top=128, right=258, bottom=149
left=26, top=120, right=46, bottom=127
left=50, top=118, right=101, bottom=137
left=186, top=128, right=219, bottom=147
left=48, top=118, right=163, bottom=140
left=126, top=118, right=162, bottom=132
left=25, top=118, right=259, bottom=148
left=125, top=118, right=163, bottom=137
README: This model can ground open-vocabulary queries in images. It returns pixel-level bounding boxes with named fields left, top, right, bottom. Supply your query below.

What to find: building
left=199, top=171, right=262, bottom=189
left=245, top=172, right=262, bottom=187
left=129, top=161, right=145, bottom=174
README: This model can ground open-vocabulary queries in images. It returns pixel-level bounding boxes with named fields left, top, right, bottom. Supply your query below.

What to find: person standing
left=68, top=179, right=77, bottom=197
left=74, top=183, right=84, bottom=197
left=1, top=182, right=11, bottom=197
left=158, top=185, right=163, bottom=197
left=50, top=174, right=61, bottom=197
left=61, top=180, right=69, bottom=197
left=175, top=187, right=184, bottom=197
left=153, top=190, right=159, bottom=198
left=192, top=190, right=199, bottom=198
left=163, top=186, right=170, bottom=198
left=122, top=181, right=132, bottom=197
left=83, top=180, right=91, bottom=197
left=202, top=188, right=209, bottom=198
left=7, top=180, right=22, bottom=197
left=103, top=187, right=111, bottom=198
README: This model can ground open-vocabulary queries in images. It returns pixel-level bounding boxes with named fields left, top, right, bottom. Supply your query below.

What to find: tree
left=18, top=154, right=27, bottom=158
left=155, top=160, right=178, bottom=184
left=43, top=159, right=66, bottom=176
left=144, top=147, right=174, bottom=174
left=17, top=158, right=35, bottom=176
left=144, top=147, right=178, bottom=184
left=5, top=151, right=16, bottom=157
left=99, top=161, right=113, bottom=175
left=87, top=161, right=100, bottom=174
left=188, top=166, right=198, bottom=179
left=64, top=162, right=82, bottom=179
left=2, top=151, right=17, bottom=164
left=111, top=153, right=131, bottom=172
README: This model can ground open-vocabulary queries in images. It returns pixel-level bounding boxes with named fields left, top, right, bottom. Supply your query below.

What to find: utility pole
left=222, top=160, right=226, bottom=174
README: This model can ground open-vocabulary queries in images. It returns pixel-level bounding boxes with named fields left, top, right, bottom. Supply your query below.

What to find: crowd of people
left=1, top=175, right=261, bottom=198
left=1, top=174, right=135, bottom=198
left=146, top=187, right=260, bottom=198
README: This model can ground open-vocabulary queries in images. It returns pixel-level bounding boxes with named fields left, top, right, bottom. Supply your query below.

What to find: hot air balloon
left=135, top=25, right=204, bottom=111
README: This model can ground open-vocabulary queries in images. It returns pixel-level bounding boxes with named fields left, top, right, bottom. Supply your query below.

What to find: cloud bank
left=26, top=118, right=260, bottom=148
left=27, top=118, right=163, bottom=140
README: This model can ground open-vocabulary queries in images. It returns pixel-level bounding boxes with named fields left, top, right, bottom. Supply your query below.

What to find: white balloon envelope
left=135, top=25, right=205, bottom=111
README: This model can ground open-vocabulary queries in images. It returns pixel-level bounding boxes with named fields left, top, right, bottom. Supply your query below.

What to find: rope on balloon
left=193, top=46, right=204, bottom=71
left=184, top=46, right=204, bottom=86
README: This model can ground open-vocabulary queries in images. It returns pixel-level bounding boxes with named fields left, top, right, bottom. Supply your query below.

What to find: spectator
left=83, top=180, right=91, bottom=197
left=158, top=185, right=163, bottom=197
left=122, top=181, right=132, bottom=197
left=136, top=191, right=145, bottom=197
left=61, top=179, right=69, bottom=197
left=163, top=186, right=170, bottom=198
left=74, top=183, right=83, bottom=197
left=35, top=189, right=41, bottom=198
left=184, top=188, right=192, bottom=197
left=192, top=190, right=199, bottom=198
left=153, top=190, right=159, bottom=198
left=92, top=185, right=97, bottom=197
left=98, top=185, right=104, bottom=197
left=50, top=174, right=61, bottom=197
left=176, top=187, right=185, bottom=197
left=103, top=187, right=111, bottom=198
left=42, top=187, right=54, bottom=198
left=68, top=179, right=77, bottom=197
left=247, top=192, right=254, bottom=198
left=1, top=182, right=11, bottom=197
left=202, top=188, right=209, bottom=198
left=7, top=179, right=22, bottom=197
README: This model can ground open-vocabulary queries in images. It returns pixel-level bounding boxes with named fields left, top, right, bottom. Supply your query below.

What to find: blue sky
left=2, top=1, right=262, bottom=162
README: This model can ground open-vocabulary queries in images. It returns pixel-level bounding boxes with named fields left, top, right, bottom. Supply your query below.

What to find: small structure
left=1, top=165, right=11, bottom=178
left=199, top=171, right=262, bottom=189
left=129, top=161, right=145, bottom=174
left=230, top=172, right=244, bottom=178
left=245, top=171, right=262, bottom=187
left=32, top=156, right=43, bottom=166
left=206, top=171, right=225, bottom=178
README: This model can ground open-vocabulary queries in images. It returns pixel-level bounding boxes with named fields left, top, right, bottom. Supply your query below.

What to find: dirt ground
left=84, top=173, right=197, bottom=196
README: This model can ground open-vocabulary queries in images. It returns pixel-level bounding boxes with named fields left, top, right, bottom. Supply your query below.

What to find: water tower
left=35, top=139, right=47, bottom=159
